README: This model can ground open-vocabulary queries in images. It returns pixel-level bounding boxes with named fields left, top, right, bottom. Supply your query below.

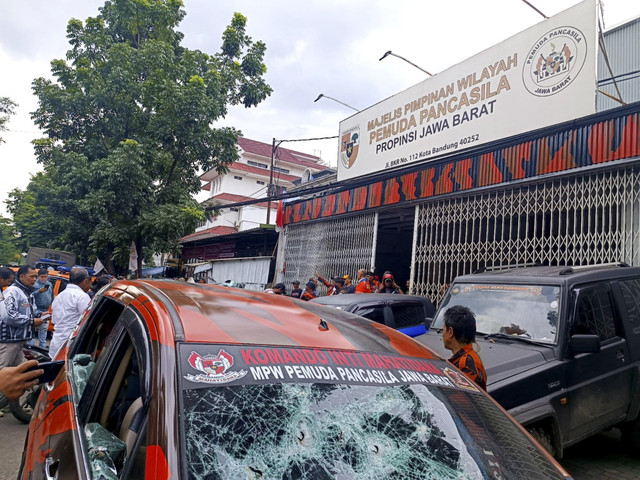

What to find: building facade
left=277, top=13, right=640, bottom=303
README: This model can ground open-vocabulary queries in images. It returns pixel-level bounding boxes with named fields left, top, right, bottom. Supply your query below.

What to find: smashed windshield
left=179, top=344, right=565, bottom=479
left=433, top=283, right=560, bottom=344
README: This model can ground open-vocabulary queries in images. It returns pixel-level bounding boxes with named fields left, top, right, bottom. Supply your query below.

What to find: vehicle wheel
left=9, top=385, right=41, bottom=424
left=528, top=426, right=556, bottom=458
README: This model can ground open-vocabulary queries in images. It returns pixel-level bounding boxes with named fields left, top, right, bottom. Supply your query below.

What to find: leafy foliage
left=19, top=0, right=271, bottom=274
left=0, top=217, right=20, bottom=265
left=0, top=96, right=17, bottom=144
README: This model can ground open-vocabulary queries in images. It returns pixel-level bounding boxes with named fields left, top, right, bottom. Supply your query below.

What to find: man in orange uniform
left=301, top=282, right=317, bottom=301
left=355, top=270, right=375, bottom=294
left=442, top=305, right=486, bottom=390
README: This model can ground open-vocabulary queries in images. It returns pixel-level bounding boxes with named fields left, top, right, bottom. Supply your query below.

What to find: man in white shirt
left=49, top=267, right=91, bottom=359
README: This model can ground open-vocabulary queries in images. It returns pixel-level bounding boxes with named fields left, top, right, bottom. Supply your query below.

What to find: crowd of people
left=0, top=265, right=113, bottom=411
left=267, top=268, right=407, bottom=301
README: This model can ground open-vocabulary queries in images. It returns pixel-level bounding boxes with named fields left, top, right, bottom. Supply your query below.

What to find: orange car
left=19, top=280, right=572, bottom=479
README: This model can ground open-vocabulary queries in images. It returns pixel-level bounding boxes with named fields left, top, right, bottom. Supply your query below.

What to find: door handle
left=44, top=456, right=59, bottom=480
left=616, top=349, right=626, bottom=362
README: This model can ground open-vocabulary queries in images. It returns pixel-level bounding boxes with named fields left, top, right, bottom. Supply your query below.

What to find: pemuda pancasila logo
left=340, top=126, right=360, bottom=169
left=522, top=26, right=588, bottom=97
left=184, top=349, right=247, bottom=384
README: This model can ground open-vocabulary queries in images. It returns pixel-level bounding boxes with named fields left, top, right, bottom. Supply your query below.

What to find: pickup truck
left=416, top=263, right=640, bottom=458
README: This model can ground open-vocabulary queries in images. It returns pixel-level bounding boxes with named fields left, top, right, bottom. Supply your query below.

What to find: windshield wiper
left=483, top=333, right=548, bottom=345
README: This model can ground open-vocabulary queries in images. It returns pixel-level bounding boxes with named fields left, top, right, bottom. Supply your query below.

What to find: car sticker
left=181, top=344, right=476, bottom=392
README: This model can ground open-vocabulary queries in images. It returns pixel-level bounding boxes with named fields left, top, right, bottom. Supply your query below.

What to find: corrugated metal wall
left=597, top=16, right=640, bottom=111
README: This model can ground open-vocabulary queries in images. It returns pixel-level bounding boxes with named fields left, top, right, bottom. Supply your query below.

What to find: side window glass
left=81, top=323, right=147, bottom=478
left=575, top=286, right=618, bottom=341
left=57, top=278, right=68, bottom=294
left=355, top=306, right=386, bottom=325
left=390, top=304, right=423, bottom=328
left=619, top=278, right=640, bottom=330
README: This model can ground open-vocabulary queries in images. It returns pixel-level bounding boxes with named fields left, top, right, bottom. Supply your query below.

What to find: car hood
left=415, top=330, right=554, bottom=386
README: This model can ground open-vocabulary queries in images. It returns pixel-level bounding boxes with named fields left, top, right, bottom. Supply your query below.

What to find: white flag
left=93, top=257, right=105, bottom=274
left=128, top=241, right=138, bottom=272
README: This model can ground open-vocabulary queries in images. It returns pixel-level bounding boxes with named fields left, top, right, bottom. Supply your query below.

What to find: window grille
left=413, top=165, right=640, bottom=304
left=282, top=213, right=377, bottom=293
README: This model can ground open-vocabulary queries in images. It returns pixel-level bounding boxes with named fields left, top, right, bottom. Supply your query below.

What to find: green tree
left=6, top=171, right=66, bottom=254
left=0, top=217, right=19, bottom=264
left=30, top=0, right=271, bottom=275
left=0, top=96, right=17, bottom=144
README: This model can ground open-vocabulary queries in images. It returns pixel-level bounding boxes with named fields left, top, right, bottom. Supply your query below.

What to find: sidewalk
left=560, top=428, right=640, bottom=479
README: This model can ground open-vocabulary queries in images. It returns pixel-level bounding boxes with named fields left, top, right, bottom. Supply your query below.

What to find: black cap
left=306, top=281, right=316, bottom=289
left=274, top=283, right=286, bottom=290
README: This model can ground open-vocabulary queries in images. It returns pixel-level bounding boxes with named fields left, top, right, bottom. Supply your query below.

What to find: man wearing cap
left=356, top=270, right=375, bottom=294
left=316, top=271, right=342, bottom=296
left=291, top=281, right=303, bottom=299
left=301, top=281, right=317, bottom=301
left=376, top=272, right=404, bottom=294
left=343, top=275, right=356, bottom=294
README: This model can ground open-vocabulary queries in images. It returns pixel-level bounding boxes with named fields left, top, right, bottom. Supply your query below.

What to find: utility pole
left=266, top=137, right=276, bottom=224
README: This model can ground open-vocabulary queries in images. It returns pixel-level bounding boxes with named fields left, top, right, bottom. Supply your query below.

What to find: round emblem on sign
left=522, top=26, right=588, bottom=97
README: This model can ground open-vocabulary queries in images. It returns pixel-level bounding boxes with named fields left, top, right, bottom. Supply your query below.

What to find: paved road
left=0, top=414, right=27, bottom=480
left=1, top=414, right=639, bottom=479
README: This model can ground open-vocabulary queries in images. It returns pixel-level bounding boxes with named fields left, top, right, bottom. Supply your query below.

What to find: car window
left=574, top=285, right=618, bottom=341
left=390, top=303, right=424, bottom=328
left=433, top=283, right=560, bottom=343
left=73, top=308, right=149, bottom=479
left=353, top=305, right=385, bottom=324
left=619, top=278, right=640, bottom=330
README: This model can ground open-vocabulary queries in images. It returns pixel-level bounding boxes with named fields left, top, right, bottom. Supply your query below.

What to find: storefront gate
left=413, top=164, right=640, bottom=304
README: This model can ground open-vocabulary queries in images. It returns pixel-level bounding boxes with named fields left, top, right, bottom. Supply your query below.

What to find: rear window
left=391, top=303, right=424, bottom=328
left=179, top=344, right=565, bottom=480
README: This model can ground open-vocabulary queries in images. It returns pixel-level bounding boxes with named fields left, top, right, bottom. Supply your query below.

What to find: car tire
left=9, top=385, right=40, bottom=424
left=527, top=426, right=556, bottom=458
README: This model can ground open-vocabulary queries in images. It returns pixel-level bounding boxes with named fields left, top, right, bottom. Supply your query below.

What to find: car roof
left=311, top=293, right=431, bottom=307
left=100, top=280, right=438, bottom=359
left=454, top=263, right=640, bottom=286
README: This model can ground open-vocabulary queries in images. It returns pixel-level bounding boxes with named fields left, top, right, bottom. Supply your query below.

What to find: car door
left=564, top=282, right=634, bottom=443
left=27, top=298, right=151, bottom=480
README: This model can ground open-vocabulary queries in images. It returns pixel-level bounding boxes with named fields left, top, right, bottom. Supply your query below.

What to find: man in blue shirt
left=30, top=269, right=53, bottom=349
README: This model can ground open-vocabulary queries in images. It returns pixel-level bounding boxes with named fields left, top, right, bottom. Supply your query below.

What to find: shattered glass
left=84, top=423, right=127, bottom=480
left=183, top=383, right=488, bottom=479
left=71, top=353, right=95, bottom=397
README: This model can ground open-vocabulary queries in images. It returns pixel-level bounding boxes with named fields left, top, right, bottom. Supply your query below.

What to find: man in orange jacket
left=355, top=270, right=375, bottom=294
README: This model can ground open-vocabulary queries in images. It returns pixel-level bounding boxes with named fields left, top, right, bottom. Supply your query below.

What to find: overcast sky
left=0, top=0, right=638, bottom=216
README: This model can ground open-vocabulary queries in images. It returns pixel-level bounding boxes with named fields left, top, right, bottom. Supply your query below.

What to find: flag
left=128, top=241, right=138, bottom=272
left=275, top=200, right=284, bottom=232
left=93, top=257, right=105, bottom=274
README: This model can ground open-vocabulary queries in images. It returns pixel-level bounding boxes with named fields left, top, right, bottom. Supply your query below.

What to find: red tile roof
left=209, top=193, right=270, bottom=209
left=231, top=162, right=299, bottom=183
left=238, top=137, right=330, bottom=171
left=180, top=225, right=238, bottom=243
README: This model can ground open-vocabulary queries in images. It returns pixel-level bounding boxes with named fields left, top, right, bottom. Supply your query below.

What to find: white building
left=196, top=137, right=329, bottom=234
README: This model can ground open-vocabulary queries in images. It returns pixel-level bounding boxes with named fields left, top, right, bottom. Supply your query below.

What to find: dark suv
left=416, top=263, right=640, bottom=458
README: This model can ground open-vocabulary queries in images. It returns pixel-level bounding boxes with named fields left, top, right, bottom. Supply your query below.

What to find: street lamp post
left=379, top=51, right=433, bottom=77
left=314, top=94, right=359, bottom=112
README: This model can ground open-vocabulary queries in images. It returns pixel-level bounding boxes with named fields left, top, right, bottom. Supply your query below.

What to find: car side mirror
left=569, top=334, right=601, bottom=354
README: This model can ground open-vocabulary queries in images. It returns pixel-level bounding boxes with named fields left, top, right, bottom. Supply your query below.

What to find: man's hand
left=33, top=316, right=44, bottom=327
left=0, top=360, right=43, bottom=401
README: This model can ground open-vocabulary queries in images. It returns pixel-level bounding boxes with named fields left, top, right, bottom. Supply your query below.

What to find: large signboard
left=338, top=0, right=598, bottom=181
